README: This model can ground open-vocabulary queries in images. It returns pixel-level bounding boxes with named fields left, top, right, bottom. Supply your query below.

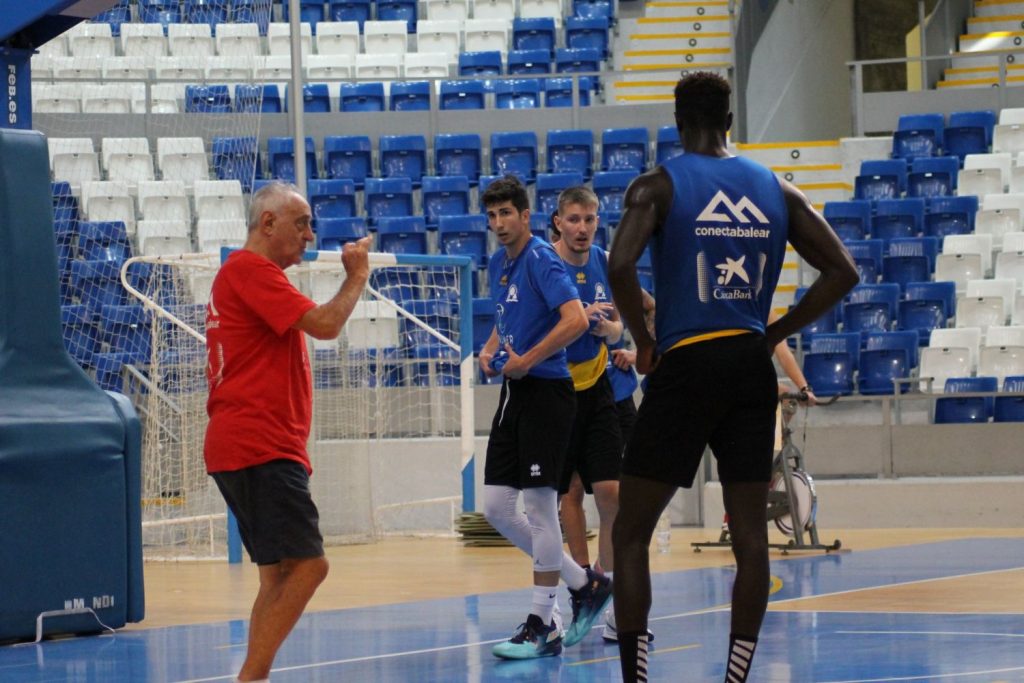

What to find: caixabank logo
left=694, top=191, right=769, bottom=303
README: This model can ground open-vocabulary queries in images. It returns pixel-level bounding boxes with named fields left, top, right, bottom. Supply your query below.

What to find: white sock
left=530, top=585, right=558, bottom=624
left=562, top=558, right=587, bottom=590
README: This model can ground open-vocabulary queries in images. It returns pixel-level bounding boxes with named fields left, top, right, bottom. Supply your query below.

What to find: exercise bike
left=692, top=391, right=843, bottom=554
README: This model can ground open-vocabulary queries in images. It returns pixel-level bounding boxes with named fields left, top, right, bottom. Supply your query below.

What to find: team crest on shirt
left=530, top=463, right=541, bottom=477
left=594, top=282, right=608, bottom=301
left=696, top=251, right=767, bottom=303
left=576, top=272, right=587, bottom=284
left=506, top=284, right=519, bottom=302
left=499, top=274, right=508, bottom=287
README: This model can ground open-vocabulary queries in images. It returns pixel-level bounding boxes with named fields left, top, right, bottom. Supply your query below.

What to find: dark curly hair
left=481, top=175, right=530, bottom=213
left=674, top=71, right=732, bottom=131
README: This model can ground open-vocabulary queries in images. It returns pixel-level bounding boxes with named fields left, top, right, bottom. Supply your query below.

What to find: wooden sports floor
left=2, top=528, right=1023, bottom=682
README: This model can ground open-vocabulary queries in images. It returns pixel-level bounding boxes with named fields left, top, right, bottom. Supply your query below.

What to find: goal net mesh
left=117, top=252, right=469, bottom=560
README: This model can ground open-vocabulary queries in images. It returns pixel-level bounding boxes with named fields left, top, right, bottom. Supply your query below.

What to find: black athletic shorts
left=615, top=395, right=638, bottom=447
left=622, top=333, right=778, bottom=488
left=211, top=459, right=325, bottom=565
left=558, top=372, right=623, bottom=494
left=485, top=375, right=576, bottom=490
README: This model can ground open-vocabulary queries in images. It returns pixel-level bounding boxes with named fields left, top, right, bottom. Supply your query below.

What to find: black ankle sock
left=724, top=633, right=758, bottom=683
left=617, top=630, right=649, bottom=683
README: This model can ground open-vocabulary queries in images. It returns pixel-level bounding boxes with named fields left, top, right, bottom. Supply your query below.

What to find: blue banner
left=1, top=47, right=32, bottom=131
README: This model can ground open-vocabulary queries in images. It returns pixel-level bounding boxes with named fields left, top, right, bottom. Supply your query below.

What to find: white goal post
left=119, top=248, right=477, bottom=561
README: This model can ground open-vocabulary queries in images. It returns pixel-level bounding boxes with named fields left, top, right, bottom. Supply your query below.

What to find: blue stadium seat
left=893, top=112, right=945, bottom=160
left=78, top=221, right=131, bottom=263
left=139, top=0, right=182, bottom=30
left=364, top=177, right=414, bottom=223
left=858, top=348, right=911, bottom=395
left=340, top=81, right=386, bottom=111
left=235, top=84, right=282, bottom=113
left=93, top=1, right=131, bottom=36
left=411, top=344, right=460, bottom=386
left=536, top=172, right=585, bottom=217
left=324, top=135, right=373, bottom=188
left=802, top=352, right=855, bottom=396
left=439, top=214, right=489, bottom=268
left=377, top=216, right=428, bottom=254
left=370, top=267, right=420, bottom=302
left=547, top=129, right=594, bottom=179
left=401, top=299, right=453, bottom=347
left=458, top=51, right=503, bottom=77
left=472, top=297, right=494, bottom=353
left=435, top=133, right=482, bottom=186
left=855, top=158, right=908, bottom=200
left=871, top=198, right=925, bottom=240
left=601, top=127, right=648, bottom=173
left=478, top=174, right=501, bottom=196
left=843, top=239, right=884, bottom=284
left=52, top=181, right=78, bottom=221
left=903, top=280, right=957, bottom=320
left=565, top=16, right=610, bottom=57
left=507, top=49, right=552, bottom=74
left=792, top=288, right=839, bottom=347
left=907, top=156, right=958, bottom=198
left=555, top=47, right=602, bottom=73
left=329, top=0, right=372, bottom=29
left=212, top=136, right=262, bottom=191
left=101, top=305, right=151, bottom=359
left=281, top=0, right=328, bottom=24
left=309, top=178, right=357, bottom=222
left=490, top=131, right=538, bottom=183
left=234, top=0, right=271, bottom=33
left=285, top=83, right=332, bottom=113
left=422, top=175, right=471, bottom=227
left=543, top=77, right=595, bottom=107
left=317, top=216, right=368, bottom=250
left=390, top=81, right=431, bottom=111
left=380, top=134, right=428, bottom=187
left=883, top=236, right=938, bottom=288
left=529, top=214, right=552, bottom=241
left=944, top=110, right=996, bottom=163
left=573, top=0, right=612, bottom=19
left=513, top=17, right=557, bottom=54
left=934, top=376, right=997, bottom=423
left=185, top=84, right=232, bottom=113
left=61, top=305, right=101, bottom=368
left=72, top=260, right=127, bottom=311
left=267, top=136, right=317, bottom=182
left=824, top=200, right=872, bottom=241
left=440, top=79, right=487, bottom=109
left=994, top=375, right=1024, bottom=422
left=924, top=195, right=978, bottom=238
left=184, top=0, right=230, bottom=29
left=842, top=283, right=901, bottom=334
left=655, top=125, right=683, bottom=165
left=495, top=78, right=542, bottom=109
left=376, top=0, right=418, bottom=32
left=863, top=329, right=920, bottom=369
left=808, top=331, right=861, bottom=369
left=592, top=170, right=635, bottom=213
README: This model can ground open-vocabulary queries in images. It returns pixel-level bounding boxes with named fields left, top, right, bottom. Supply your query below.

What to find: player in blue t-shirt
left=608, top=73, right=859, bottom=683
left=478, top=176, right=614, bottom=660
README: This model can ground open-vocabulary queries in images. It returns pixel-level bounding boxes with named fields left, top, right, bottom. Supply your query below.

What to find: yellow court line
left=799, top=182, right=854, bottom=191
left=771, top=163, right=843, bottom=172
left=977, top=0, right=1024, bottom=7
left=623, top=47, right=731, bottom=56
left=568, top=643, right=702, bottom=666
left=968, top=14, right=1024, bottom=24
left=939, top=76, right=1024, bottom=86
left=736, top=140, right=839, bottom=149
left=960, top=30, right=1024, bottom=38
left=945, top=65, right=1024, bottom=75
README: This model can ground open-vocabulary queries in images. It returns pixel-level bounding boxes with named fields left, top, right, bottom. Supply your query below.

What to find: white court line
left=177, top=565, right=1024, bottom=681
left=174, top=637, right=509, bottom=683
left=836, top=629, right=1024, bottom=639
left=817, top=664, right=1024, bottom=683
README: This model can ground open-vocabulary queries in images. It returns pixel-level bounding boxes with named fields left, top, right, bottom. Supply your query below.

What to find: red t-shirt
left=204, top=250, right=318, bottom=474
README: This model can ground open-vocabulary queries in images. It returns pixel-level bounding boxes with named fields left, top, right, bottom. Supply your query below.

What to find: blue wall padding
left=0, top=128, right=144, bottom=642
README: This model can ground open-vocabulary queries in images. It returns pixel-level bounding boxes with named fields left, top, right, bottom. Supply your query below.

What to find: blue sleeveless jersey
left=652, top=154, right=789, bottom=354
left=487, top=236, right=580, bottom=379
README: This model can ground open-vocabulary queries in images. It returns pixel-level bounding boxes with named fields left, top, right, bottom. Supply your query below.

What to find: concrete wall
left=744, top=0, right=855, bottom=142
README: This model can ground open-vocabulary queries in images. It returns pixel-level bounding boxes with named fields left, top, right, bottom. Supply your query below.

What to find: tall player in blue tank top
left=478, top=176, right=615, bottom=660
left=608, top=73, right=858, bottom=683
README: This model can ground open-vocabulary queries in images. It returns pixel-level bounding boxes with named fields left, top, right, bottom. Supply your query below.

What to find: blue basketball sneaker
left=492, top=614, right=563, bottom=659
left=563, top=568, right=613, bottom=647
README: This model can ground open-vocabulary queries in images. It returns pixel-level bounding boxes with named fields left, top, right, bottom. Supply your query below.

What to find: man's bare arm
left=294, top=237, right=372, bottom=340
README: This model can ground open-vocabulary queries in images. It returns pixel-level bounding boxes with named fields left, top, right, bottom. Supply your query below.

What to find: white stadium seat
left=315, top=22, right=360, bottom=56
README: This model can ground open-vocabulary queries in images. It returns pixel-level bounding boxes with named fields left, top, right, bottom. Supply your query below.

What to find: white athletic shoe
left=601, top=607, right=654, bottom=642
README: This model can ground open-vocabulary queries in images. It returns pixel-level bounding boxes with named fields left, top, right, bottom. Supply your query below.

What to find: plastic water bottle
left=655, top=510, right=672, bottom=553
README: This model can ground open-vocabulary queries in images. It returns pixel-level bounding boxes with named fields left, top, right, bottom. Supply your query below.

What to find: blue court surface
left=2, top=538, right=1023, bottom=682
